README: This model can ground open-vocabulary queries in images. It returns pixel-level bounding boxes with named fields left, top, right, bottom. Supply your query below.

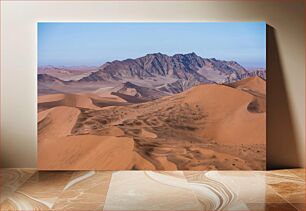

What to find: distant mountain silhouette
left=38, top=74, right=66, bottom=84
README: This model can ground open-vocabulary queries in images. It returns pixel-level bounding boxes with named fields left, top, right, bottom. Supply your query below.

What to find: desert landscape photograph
left=37, top=22, right=266, bottom=170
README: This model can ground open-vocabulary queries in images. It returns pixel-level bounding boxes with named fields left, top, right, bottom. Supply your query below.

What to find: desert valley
left=38, top=53, right=266, bottom=170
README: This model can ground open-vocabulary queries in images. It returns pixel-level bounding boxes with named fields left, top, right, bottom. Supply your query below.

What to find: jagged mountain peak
left=78, top=53, right=254, bottom=90
left=144, top=52, right=168, bottom=57
left=173, top=52, right=198, bottom=58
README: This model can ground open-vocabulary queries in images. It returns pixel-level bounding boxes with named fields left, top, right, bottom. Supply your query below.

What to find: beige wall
left=1, top=1, right=304, bottom=168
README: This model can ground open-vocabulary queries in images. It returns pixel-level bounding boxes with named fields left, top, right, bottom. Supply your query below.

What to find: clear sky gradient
left=38, top=22, right=266, bottom=69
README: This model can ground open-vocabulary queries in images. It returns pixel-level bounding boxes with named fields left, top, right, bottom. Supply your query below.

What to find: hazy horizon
left=38, top=52, right=266, bottom=71
left=38, top=22, right=266, bottom=69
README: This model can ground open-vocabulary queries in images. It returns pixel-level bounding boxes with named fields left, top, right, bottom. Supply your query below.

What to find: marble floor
left=0, top=169, right=304, bottom=211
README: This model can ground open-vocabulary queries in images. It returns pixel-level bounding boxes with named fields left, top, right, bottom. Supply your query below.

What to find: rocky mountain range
left=79, top=52, right=251, bottom=82
left=38, top=52, right=266, bottom=95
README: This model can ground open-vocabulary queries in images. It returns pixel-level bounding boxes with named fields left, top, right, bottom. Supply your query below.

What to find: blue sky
left=38, top=22, right=266, bottom=69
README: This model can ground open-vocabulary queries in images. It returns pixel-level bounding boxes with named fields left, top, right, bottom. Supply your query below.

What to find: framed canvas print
left=37, top=22, right=266, bottom=170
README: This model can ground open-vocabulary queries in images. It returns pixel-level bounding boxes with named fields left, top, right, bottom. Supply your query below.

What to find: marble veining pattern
left=0, top=169, right=304, bottom=211
left=52, top=171, right=112, bottom=210
left=0, top=169, right=35, bottom=204
left=104, top=171, right=204, bottom=210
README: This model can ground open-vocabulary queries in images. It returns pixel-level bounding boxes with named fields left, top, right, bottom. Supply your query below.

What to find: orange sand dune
left=228, top=76, right=266, bottom=113
left=38, top=77, right=266, bottom=170
left=87, top=93, right=130, bottom=107
left=38, top=106, right=80, bottom=140
left=178, top=84, right=266, bottom=145
left=228, top=76, right=266, bottom=95
left=38, top=93, right=99, bottom=111
left=87, top=92, right=127, bottom=103
left=38, top=106, right=154, bottom=170
left=38, top=92, right=129, bottom=112
left=38, top=135, right=145, bottom=170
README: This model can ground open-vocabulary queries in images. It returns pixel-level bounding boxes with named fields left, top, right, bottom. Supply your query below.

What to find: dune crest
left=38, top=106, right=80, bottom=141
left=228, top=76, right=266, bottom=95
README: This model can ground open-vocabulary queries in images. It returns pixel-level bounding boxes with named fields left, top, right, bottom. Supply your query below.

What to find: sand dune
left=228, top=76, right=266, bottom=95
left=38, top=92, right=130, bottom=112
left=179, top=84, right=266, bottom=145
left=38, top=93, right=99, bottom=111
left=38, top=106, right=80, bottom=141
left=38, top=135, right=135, bottom=170
left=38, top=77, right=266, bottom=170
left=228, top=76, right=266, bottom=113
left=89, top=92, right=127, bottom=103
left=38, top=106, right=154, bottom=170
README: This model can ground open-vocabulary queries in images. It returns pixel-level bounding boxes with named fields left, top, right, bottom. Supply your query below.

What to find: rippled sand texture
left=0, top=169, right=304, bottom=210
left=38, top=77, right=266, bottom=170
